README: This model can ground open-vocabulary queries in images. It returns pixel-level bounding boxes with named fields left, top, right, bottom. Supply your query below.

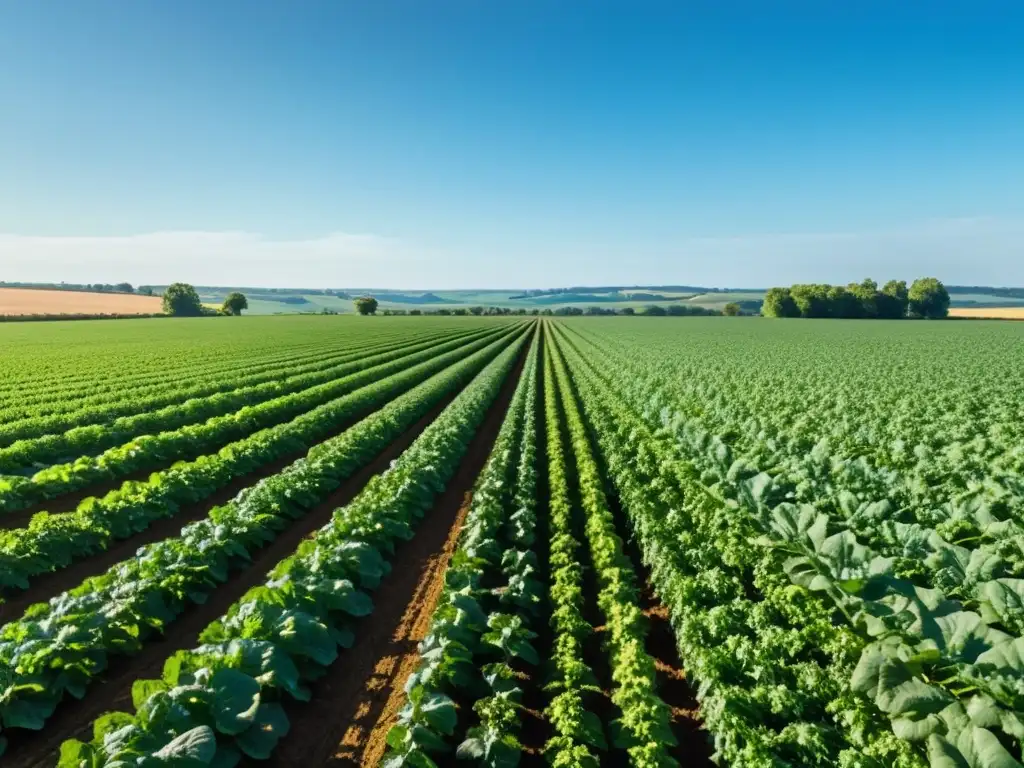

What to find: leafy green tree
left=409, top=309, right=422, bottom=316
left=761, top=287, right=799, bottom=317
left=354, top=296, right=379, bottom=315
left=137, top=286, right=155, bottom=296
left=221, top=292, right=248, bottom=316
left=468, top=306, right=484, bottom=315
left=908, top=277, right=950, bottom=319
left=878, top=279, right=909, bottom=318
left=115, top=282, right=134, bottom=293
left=791, top=284, right=832, bottom=318
left=829, top=286, right=863, bottom=318
left=453, top=307, right=468, bottom=316
left=723, top=302, right=741, bottom=316
left=162, top=283, right=203, bottom=316
left=643, top=305, right=667, bottom=316
left=618, top=307, right=635, bottom=316
left=846, top=279, right=879, bottom=318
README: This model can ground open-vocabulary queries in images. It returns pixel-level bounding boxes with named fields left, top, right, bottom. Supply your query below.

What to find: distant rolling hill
left=187, top=285, right=1024, bottom=315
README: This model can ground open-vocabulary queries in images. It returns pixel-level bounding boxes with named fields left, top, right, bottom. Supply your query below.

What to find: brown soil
left=512, top=329, right=553, bottom=767
left=1, top=395, right=458, bottom=768
left=261, top=342, right=529, bottom=768
left=0, top=287, right=163, bottom=316
left=550, top=340, right=714, bottom=765
left=949, top=307, right=1024, bottom=319
left=335, top=493, right=470, bottom=768
left=643, top=601, right=714, bottom=764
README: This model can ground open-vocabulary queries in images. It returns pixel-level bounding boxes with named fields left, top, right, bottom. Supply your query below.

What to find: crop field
left=1, top=315, right=1024, bottom=768
left=0, top=289, right=164, bottom=317
left=950, top=306, right=1024, bottom=319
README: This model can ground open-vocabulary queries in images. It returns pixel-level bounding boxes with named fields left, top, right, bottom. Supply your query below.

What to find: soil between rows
left=0, top=333, right=510, bottom=621
left=2, top=392, right=462, bottom=768
left=555, top=335, right=714, bottom=765
left=259, top=338, right=529, bottom=768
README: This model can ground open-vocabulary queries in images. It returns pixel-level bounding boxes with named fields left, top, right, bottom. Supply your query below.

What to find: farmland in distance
left=2, top=315, right=1024, bottom=768
left=949, top=306, right=1024, bottom=319
left=0, top=288, right=163, bottom=317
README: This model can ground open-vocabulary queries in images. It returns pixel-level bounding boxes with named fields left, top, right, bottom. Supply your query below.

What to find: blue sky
left=2, top=1, right=1023, bottom=289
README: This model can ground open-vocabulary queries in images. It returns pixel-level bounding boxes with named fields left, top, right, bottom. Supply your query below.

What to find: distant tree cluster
left=221, top=292, right=248, bottom=316
left=381, top=306, right=530, bottom=316
left=354, top=296, right=379, bottom=315
left=524, top=305, right=721, bottom=317
left=762, top=277, right=950, bottom=319
left=638, top=304, right=720, bottom=317
left=368, top=304, right=723, bottom=317
left=162, top=283, right=205, bottom=316
left=160, top=283, right=248, bottom=317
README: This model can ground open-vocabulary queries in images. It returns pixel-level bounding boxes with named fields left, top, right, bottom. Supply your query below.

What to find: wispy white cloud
left=0, top=231, right=432, bottom=288
left=0, top=216, right=1021, bottom=289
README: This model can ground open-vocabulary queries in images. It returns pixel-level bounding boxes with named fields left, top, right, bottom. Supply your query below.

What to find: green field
left=2, top=315, right=1024, bottom=767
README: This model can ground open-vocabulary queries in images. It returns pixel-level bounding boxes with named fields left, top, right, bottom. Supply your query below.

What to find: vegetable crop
left=3, top=313, right=1021, bottom=768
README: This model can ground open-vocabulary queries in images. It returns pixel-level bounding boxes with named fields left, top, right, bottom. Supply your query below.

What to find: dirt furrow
left=2, top=394, right=459, bottom=768
left=261, top=342, right=528, bottom=768
left=0, top=329, right=514, bottom=620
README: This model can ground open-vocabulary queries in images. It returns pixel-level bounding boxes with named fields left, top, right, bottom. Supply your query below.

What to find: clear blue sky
left=2, top=1, right=1023, bottom=289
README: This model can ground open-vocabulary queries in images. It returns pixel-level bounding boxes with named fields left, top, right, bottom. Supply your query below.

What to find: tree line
left=351, top=295, right=726, bottom=317
left=162, top=283, right=248, bottom=316
left=762, top=277, right=950, bottom=319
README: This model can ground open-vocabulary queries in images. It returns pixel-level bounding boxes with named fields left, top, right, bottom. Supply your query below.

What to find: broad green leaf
left=210, top=669, right=261, bottom=736
left=1, top=696, right=54, bottom=730
left=953, top=724, right=1024, bottom=768
left=275, top=611, right=337, bottom=666
left=133, top=679, right=170, bottom=710
left=235, top=703, right=289, bottom=760
left=152, top=725, right=217, bottom=766
left=927, top=733, right=970, bottom=768
left=58, top=739, right=101, bottom=768
left=415, top=691, right=457, bottom=736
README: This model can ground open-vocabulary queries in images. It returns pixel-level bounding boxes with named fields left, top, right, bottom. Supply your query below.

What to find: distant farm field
left=949, top=306, right=1024, bottom=319
left=0, top=287, right=163, bottom=316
